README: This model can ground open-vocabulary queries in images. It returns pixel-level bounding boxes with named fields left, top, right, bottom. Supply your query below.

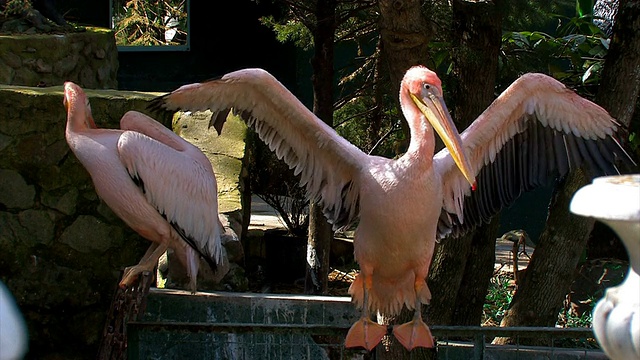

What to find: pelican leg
left=120, top=242, right=169, bottom=288
left=345, top=271, right=388, bottom=351
left=392, top=279, right=435, bottom=350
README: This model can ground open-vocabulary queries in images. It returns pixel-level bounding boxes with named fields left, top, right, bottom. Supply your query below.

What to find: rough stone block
left=0, top=28, right=119, bottom=89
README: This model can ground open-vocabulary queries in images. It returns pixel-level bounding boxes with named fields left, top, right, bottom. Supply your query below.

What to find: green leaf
left=576, top=0, right=594, bottom=17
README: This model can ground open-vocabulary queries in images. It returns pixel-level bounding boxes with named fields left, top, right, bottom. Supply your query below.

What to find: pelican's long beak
left=63, top=82, right=73, bottom=112
left=63, top=82, right=97, bottom=129
left=411, top=93, right=476, bottom=189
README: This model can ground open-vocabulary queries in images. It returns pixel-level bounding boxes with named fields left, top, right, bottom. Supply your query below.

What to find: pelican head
left=63, top=82, right=97, bottom=129
left=404, top=66, right=476, bottom=188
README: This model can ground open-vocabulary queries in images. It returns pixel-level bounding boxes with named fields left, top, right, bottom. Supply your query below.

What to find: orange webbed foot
left=345, top=318, right=388, bottom=351
left=392, top=318, right=435, bottom=351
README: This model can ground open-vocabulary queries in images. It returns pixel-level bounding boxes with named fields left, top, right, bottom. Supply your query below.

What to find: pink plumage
left=150, top=66, right=633, bottom=350
left=63, top=82, right=223, bottom=293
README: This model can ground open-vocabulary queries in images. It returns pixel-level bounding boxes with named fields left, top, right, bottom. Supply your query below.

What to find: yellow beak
left=411, top=93, right=476, bottom=189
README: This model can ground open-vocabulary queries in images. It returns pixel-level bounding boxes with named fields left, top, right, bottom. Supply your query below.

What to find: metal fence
left=127, top=321, right=604, bottom=360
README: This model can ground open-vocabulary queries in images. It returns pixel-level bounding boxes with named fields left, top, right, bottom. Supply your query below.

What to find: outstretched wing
left=150, top=68, right=369, bottom=230
left=434, top=73, right=635, bottom=239
left=117, top=112, right=223, bottom=268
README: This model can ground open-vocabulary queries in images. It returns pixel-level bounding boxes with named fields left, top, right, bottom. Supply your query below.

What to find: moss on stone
left=173, top=110, right=248, bottom=214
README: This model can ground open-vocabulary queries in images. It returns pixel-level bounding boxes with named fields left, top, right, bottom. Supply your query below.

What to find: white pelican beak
left=411, top=93, right=476, bottom=189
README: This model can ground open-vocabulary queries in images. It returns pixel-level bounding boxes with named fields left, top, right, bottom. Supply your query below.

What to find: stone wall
left=0, top=28, right=118, bottom=89
left=0, top=85, right=249, bottom=359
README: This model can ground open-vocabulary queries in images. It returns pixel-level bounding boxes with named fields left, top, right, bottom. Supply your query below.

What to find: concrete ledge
left=140, top=288, right=357, bottom=326
left=129, top=288, right=363, bottom=360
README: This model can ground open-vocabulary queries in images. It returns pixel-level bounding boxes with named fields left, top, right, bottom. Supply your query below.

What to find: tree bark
left=305, top=0, right=336, bottom=295
left=451, top=217, right=500, bottom=326
left=596, top=0, right=640, bottom=126
left=495, top=0, right=640, bottom=343
left=424, top=0, right=502, bottom=331
left=587, top=0, right=640, bottom=262
left=378, top=0, right=433, bottom=142
left=445, top=0, right=503, bottom=328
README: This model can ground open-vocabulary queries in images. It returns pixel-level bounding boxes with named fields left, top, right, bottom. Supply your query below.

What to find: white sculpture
left=570, top=174, right=640, bottom=360
left=0, top=281, right=28, bottom=360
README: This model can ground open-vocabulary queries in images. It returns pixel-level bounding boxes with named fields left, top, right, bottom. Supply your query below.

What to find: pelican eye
left=424, top=83, right=441, bottom=98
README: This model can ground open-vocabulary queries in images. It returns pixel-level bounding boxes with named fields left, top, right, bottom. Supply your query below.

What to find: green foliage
left=629, top=132, right=640, bottom=153
left=501, top=0, right=574, bottom=32
left=260, top=15, right=313, bottom=50
left=560, top=305, right=594, bottom=328
left=500, top=9, right=608, bottom=98
left=482, top=274, right=514, bottom=325
left=576, top=0, right=594, bottom=17
left=112, top=0, right=188, bottom=46
left=0, top=0, right=31, bottom=17
left=556, top=296, right=599, bottom=348
left=483, top=272, right=596, bottom=331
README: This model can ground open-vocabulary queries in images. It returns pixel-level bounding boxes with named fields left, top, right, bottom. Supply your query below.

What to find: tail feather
left=185, top=246, right=199, bottom=293
left=348, top=273, right=421, bottom=316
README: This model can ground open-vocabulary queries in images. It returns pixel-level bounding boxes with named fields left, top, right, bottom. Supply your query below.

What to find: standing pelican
left=149, top=67, right=634, bottom=351
left=63, top=82, right=223, bottom=293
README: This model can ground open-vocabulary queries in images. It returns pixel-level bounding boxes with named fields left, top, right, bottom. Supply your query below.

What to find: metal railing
left=127, top=321, right=604, bottom=360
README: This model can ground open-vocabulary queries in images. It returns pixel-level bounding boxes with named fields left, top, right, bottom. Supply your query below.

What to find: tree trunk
left=586, top=0, right=640, bottom=263
left=495, top=0, right=640, bottom=343
left=426, top=0, right=502, bottom=329
left=305, top=0, right=336, bottom=295
left=378, top=0, right=433, bottom=142
left=446, top=0, right=503, bottom=327
left=374, top=1, right=501, bottom=358
left=596, top=0, right=640, bottom=125
left=451, top=217, right=500, bottom=326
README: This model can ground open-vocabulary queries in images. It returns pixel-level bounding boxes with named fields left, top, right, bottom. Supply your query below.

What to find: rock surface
left=0, top=27, right=118, bottom=88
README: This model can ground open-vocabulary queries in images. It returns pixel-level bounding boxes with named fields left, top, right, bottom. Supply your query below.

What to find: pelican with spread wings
left=150, top=67, right=634, bottom=351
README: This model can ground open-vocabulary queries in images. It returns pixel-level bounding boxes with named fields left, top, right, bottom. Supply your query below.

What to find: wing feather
left=434, top=73, right=635, bottom=238
left=150, top=68, right=368, bottom=230
left=117, top=130, right=223, bottom=267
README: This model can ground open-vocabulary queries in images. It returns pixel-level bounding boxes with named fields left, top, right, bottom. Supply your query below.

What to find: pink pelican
left=63, top=82, right=223, bottom=293
left=149, top=66, right=634, bottom=350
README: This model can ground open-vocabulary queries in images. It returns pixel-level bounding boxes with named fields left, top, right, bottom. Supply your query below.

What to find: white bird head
left=404, top=66, right=476, bottom=189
